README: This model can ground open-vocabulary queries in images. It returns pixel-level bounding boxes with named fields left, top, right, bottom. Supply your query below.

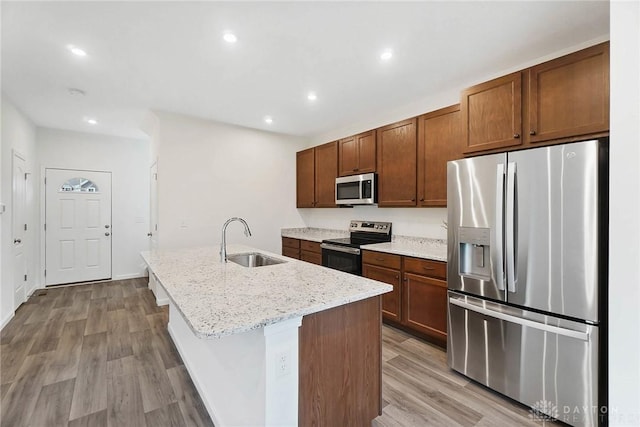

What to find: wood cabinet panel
left=282, top=237, right=300, bottom=249
left=403, top=257, right=446, bottom=280
left=403, top=273, right=447, bottom=342
left=300, top=251, right=322, bottom=265
left=362, top=251, right=401, bottom=270
left=462, top=72, right=523, bottom=154
left=526, top=42, right=609, bottom=143
left=417, top=105, right=462, bottom=207
left=338, top=131, right=376, bottom=177
left=300, top=240, right=321, bottom=253
left=314, top=141, right=338, bottom=207
left=362, top=264, right=401, bottom=322
left=377, top=118, right=418, bottom=206
left=296, top=148, right=315, bottom=208
left=282, top=247, right=300, bottom=259
left=299, top=297, right=382, bottom=426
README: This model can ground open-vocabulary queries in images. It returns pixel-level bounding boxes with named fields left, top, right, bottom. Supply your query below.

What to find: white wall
left=36, top=128, right=150, bottom=280
left=153, top=111, right=306, bottom=254
left=609, top=2, right=640, bottom=425
left=1, top=94, right=38, bottom=327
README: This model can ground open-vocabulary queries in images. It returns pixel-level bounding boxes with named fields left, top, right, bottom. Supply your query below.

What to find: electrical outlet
left=276, top=351, right=291, bottom=378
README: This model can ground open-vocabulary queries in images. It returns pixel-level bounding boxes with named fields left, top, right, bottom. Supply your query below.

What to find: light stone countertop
left=280, top=227, right=348, bottom=242
left=361, top=235, right=448, bottom=262
left=141, top=244, right=392, bottom=339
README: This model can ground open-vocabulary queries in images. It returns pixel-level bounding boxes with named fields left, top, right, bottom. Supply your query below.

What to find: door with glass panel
left=45, top=169, right=112, bottom=285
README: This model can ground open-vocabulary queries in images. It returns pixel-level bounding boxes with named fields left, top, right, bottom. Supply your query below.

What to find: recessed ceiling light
left=68, top=88, right=86, bottom=96
left=83, top=117, right=98, bottom=125
left=223, top=32, right=237, bottom=43
left=67, top=44, right=87, bottom=57
left=380, top=50, right=393, bottom=61
left=307, top=92, right=317, bottom=101
left=264, top=116, right=273, bottom=124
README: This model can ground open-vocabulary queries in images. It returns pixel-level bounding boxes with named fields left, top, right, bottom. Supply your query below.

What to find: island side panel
left=299, top=296, right=382, bottom=426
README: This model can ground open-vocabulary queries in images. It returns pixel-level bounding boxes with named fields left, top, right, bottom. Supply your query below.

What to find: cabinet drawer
left=282, top=237, right=300, bottom=249
left=282, top=247, right=300, bottom=259
left=403, top=257, right=446, bottom=280
left=301, top=250, right=322, bottom=265
left=362, top=251, right=401, bottom=270
left=300, top=240, right=321, bottom=253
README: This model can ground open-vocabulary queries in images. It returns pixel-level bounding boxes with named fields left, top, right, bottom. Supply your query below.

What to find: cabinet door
left=526, top=42, right=609, bottom=144
left=355, top=130, right=376, bottom=174
left=417, top=105, right=462, bottom=207
left=314, top=141, right=338, bottom=207
left=403, top=273, right=447, bottom=341
left=461, top=72, right=523, bottom=153
left=282, top=247, right=300, bottom=259
left=377, top=118, right=417, bottom=207
left=363, top=264, right=401, bottom=322
left=296, top=148, right=315, bottom=208
left=301, top=251, right=322, bottom=265
left=338, top=136, right=358, bottom=177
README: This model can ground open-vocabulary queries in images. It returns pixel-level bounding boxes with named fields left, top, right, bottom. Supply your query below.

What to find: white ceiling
left=1, top=1, right=609, bottom=140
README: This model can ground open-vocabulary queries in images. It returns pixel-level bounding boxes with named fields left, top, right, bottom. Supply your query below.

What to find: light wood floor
left=0, top=278, right=213, bottom=427
left=2, top=279, right=552, bottom=427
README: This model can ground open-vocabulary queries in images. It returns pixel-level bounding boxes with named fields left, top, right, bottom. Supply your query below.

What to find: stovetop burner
left=322, top=220, right=392, bottom=248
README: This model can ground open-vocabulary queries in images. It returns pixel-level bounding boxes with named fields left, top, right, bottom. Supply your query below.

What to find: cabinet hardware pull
left=375, top=258, right=385, bottom=261
left=395, top=275, right=399, bottom=279
left=513, top=133, right=520, bottom=139
left=403, top=278, right=408, bottom=282
left=352, top=168, right=358, bottom=172
left=419, top=198, right=425, bottom=202
left=423, top=267, right=435, bottom=270
left=529, top=130, right=536, bottom=135
left=411, top=198, right=416, bottom=202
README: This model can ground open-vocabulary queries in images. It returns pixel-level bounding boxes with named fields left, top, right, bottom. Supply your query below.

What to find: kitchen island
left=141, top=244, right=392, bottom=427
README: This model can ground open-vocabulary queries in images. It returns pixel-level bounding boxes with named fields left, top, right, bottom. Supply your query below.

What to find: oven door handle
left=320, top=243, right=361, bottom=255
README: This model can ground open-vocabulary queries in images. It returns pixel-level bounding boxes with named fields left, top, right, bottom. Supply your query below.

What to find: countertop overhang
left=141, top=244, right=392, bottom=339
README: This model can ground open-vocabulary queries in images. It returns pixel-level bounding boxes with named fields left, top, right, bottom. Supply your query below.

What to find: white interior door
left=45, top=169, right=112, bottom=286
left=12, top=151, right=27, bottom=307
left=149, top=162, right=158, bottom=250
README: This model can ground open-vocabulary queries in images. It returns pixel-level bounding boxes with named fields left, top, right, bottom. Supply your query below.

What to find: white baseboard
left=1, top=312, right=15, bottom=330
left=113, top=273, right=146, bottom=280
left=156, top=297, right=170, bottom=306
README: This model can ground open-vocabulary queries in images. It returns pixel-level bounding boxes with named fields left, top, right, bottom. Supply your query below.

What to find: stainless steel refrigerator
left=447, top=139, right=608, bottom=427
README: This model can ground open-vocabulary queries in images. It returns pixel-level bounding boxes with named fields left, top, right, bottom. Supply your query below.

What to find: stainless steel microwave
left=335, top=173, right=377, bottom=205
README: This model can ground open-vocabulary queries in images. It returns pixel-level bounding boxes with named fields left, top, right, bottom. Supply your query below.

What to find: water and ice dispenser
left=458, top=227, right=491, bottom=281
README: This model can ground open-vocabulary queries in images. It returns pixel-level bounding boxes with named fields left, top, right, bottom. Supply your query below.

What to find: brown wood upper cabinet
left=377, top=118, right=418, bottom=207
left=462, top=42, right=609, bottom=154
left=525, top=42, right=609, bottom=144
left=417, top=105, right=462, bottom=207
left=338, top=130, right=376, bottom=177
left=296, top=141, right=338, bottom=208
left=461, top=71, right=523, bottom=154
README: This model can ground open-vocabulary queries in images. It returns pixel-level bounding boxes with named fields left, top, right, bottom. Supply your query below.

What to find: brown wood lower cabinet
left=362, top=250, right=447, bottom=345
left=299, top=296, right=382, bottom=426
left=281, top=237, right=322, bottom=265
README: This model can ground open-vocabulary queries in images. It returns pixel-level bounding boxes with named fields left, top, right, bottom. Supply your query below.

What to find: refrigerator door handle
left=494, top=164, right=505, bottom=291
left=449, top=297, right=590, bottom=341
left=505, top=162, right=517, bottom=293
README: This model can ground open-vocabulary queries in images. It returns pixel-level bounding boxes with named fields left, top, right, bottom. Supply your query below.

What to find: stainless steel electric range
left=320, top=220, right=392, bottom=276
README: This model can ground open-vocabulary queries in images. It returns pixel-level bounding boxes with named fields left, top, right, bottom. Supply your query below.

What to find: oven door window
left=336, top=181, right=361, bottom=201
left=322, top=249, right=361, bottom=275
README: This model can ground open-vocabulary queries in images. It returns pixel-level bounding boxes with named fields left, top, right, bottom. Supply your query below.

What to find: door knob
left=14, top=238, right=21, bottom=244
left=147, top=232, right=153, bottom=237
left=105, top=232, right=111, bottom=236
left=105, top=225, right=110, bottom=229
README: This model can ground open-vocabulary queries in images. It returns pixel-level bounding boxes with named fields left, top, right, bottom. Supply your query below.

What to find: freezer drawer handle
left=449, top=298, right=590, bottom=342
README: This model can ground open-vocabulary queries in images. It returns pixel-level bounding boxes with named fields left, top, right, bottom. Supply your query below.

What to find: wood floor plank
left=0, top=302, right=38, bottom=345
left=67, top=409, right=107, bottom=427
left=91, top=282, right=110, bottom=300
left=43, top=319, right=86, bottom=386
left=167, top=365, right=214, bottom=427
left=27, top=378, right=75, bottom=427
left=145, top=402, right=187, bottom=427
left=106, top=310, right=133, bottom=361
left=107, top=373, right=146, bottom=427
left=107, top=355, right=138, bottom=378
left=1, top=353, right=50, bottom=427
left=131, top=330, right=176, bottom=413
left=125, top=295, right=151, bottom=333
left=148, top=312, right=183, bottom=370
left=53, top=286, right=75, bottom=309
left=69, top=332, right=108, bottom=420
left=28, top=307, right=67, bottom=355
left=1, top=382, right=11, bottom=400
left=24, top=295, right=56, bottom=325
left=85, top=297, right=108, bottom=335
left=65, top=291, right=92, bottom=322
left=1, top=322, right=44, bottom=384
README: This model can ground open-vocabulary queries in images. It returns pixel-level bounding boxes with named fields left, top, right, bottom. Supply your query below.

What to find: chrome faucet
left=220, top=217, right=252, bottom=262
